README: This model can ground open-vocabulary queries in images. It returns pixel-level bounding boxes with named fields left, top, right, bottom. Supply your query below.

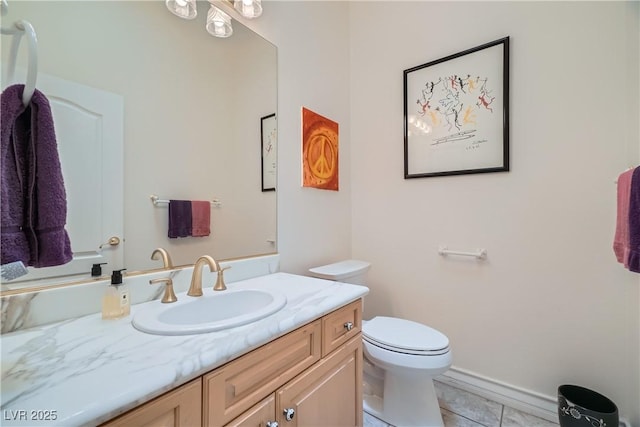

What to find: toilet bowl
left=362, top=316, right=452, bottom=426
left=308, top=260, right=453, bottom=427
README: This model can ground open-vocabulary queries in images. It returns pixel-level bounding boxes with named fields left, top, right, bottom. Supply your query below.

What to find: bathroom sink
left=132, top=288, right=287, bottom=335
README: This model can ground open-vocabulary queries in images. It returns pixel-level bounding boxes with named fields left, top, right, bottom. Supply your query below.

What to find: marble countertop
left=0, top=273, right=369, bottom=426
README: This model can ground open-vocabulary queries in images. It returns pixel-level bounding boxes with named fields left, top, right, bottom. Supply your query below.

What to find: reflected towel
left=627, top=167, right=640, bottom=273
left=1, top=84, right=73, bottom=267
left=168, top=200, right=192, bottom=238
left=613, top=168, right=634, bottom=267
left=191, top=201, right=211, bottom=237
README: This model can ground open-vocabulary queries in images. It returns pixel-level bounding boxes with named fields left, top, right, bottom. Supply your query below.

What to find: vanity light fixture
left=165, top=0, right=197, bottom=20
left=206, top=5, right=233, bottom=38
left=233, top=0, right=262, bottom=19
left=165, top=0, right=261, bottom=38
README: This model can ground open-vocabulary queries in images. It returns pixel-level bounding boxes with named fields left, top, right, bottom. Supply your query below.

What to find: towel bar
left=438, top=246, right=487, bottom=260
left=150, top=194, right=222, bottom=208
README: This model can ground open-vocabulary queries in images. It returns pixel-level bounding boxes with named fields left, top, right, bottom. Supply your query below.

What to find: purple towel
left=1, top=84, right=73, bottom=267
left=168, top=200, right=192, bottom=238
left=627, top=167, right=640, bottom=273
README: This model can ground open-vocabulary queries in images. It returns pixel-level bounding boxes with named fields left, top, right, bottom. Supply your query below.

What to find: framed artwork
left=302, top=107, right=339, bottom=191
left=261, top=113, right=277, bottom=191
left=404, top=37, right=509, bottom=179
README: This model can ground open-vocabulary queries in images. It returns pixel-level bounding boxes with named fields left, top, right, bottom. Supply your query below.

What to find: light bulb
left=166, top=0, right=197, bottom=20
left=214, top=21, right=225, bottom=36
left=234, top=0, right=262, bottom=19
left=206, top=6, right=233, bottom=38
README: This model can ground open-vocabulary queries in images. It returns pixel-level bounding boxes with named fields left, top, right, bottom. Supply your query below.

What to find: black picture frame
left=404, top=37, right=509, bottom=179
left=261, top=113, right=277, bottom=191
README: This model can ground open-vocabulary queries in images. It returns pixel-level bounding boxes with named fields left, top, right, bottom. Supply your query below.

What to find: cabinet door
left=276, top=335, right=362, bottom=427
left=224, top=394, right=276, bottom=427
left=100, top=378, right=202, bottom=427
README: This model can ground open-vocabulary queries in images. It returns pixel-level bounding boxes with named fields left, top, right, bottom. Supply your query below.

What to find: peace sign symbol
left=307, top=131, right=337, bottom=180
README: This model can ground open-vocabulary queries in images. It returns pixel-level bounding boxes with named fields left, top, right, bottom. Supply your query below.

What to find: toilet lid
left=363, top=316, right=449, bottom=353
left=308, top=260, right=371, bottom=281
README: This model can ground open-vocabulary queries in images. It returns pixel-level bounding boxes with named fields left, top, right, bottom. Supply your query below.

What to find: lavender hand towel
left=191, top=200, right=211, bottom=237
left=627, top=167, right=640, bottom=273
left=168, top=200, right=192, bottom=238
left=1, top=84, right=73, bottom=267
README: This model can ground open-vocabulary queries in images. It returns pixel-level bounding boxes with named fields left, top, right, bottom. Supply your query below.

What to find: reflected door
left=13, top=72, right=124, bottom=283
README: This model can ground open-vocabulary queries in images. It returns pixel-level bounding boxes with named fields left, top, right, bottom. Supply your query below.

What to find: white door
left=10, top=73, right=124, bottom=283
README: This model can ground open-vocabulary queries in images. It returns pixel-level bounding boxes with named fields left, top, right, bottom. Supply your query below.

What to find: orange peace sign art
left=302, top=107, right=339, bottom=191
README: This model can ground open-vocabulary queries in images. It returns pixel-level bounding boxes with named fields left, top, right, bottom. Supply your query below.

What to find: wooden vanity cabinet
left=219, top=335, right=362, bottom=427
left=101, top=300, right=363, bottom=427
left=213, top=300, right=363, bottom=427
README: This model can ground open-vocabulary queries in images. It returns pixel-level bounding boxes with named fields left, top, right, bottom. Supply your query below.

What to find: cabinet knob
left=283, top=408, right=295, bottom=421
left=344, top=321, right=354, bottom=331
left=266, top=422, right=279, bottom=427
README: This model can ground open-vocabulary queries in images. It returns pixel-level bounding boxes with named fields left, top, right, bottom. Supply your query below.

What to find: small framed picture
left=261, top=113, right=277, bottom=191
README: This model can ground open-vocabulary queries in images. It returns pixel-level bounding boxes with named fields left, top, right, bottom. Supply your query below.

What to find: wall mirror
left=1, top=1, right=277, bottom=292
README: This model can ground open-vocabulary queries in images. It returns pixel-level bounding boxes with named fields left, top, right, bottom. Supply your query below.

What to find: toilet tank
left=308, top=260, right=371, bottom=285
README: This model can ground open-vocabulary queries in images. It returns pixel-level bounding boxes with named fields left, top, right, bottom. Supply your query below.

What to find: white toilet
left=309, top=260, right=452, bottom=427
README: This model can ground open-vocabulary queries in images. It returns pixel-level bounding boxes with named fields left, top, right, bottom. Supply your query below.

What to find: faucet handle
left=149, top=277, right=178, bottom=303
left=213, top=266, right=231, bottom=291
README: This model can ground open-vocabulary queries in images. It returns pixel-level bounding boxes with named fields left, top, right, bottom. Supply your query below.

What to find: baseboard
left=437, top=366, right=631, bottom=427
left=437, top=366, right=558, bottom=423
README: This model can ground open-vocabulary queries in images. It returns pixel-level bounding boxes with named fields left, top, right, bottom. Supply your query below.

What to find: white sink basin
left=132, top=288, right=287, bottom=335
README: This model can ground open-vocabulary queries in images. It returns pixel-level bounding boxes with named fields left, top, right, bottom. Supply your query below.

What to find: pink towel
left=191, top=201, right=211, bottom=237
left=613, top=168, right=634, bottom=266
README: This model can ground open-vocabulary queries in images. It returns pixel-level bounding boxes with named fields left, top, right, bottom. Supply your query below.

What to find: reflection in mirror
left=1, top=1, right=277, bottom=292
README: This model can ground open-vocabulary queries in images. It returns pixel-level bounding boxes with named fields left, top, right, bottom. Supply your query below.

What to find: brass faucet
left=188, top=255, right=219, bottom=297
left=149, top=277, right=178, bottom=303
left=151, top=248, right=173, bottom=269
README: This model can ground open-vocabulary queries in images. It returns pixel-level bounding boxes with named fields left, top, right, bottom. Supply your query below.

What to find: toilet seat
left=363, top=317, right=450, bottom=356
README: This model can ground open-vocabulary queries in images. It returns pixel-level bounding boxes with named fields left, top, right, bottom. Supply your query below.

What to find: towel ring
left=1, top=19, right=38, bottom=106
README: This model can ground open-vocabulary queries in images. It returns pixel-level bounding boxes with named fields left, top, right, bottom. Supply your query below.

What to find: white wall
left=349, top=1, right=639, bottom=424
left=241, top=1, right=354, bottom=275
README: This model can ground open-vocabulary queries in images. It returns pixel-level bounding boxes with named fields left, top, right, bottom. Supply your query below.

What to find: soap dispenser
left=102, top=269, right=129, bottom=319
left=91, top=263, right=107, bottom=277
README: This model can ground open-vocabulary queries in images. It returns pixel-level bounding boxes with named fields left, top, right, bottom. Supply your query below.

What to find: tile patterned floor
left=364, top=380, right=559, bottom=427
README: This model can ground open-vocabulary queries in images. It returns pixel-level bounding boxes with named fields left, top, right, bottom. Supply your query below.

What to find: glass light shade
left=165, top=0, right=197, bottom=20
left=206, top=6, right=233, bottom=38
left=233, top=0, right=262, bottom=19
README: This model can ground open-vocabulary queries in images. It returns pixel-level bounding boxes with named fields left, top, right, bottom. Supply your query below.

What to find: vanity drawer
left=321, top=299, right=362, bottom=357
left=203, top=320, right=322, bottom=426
